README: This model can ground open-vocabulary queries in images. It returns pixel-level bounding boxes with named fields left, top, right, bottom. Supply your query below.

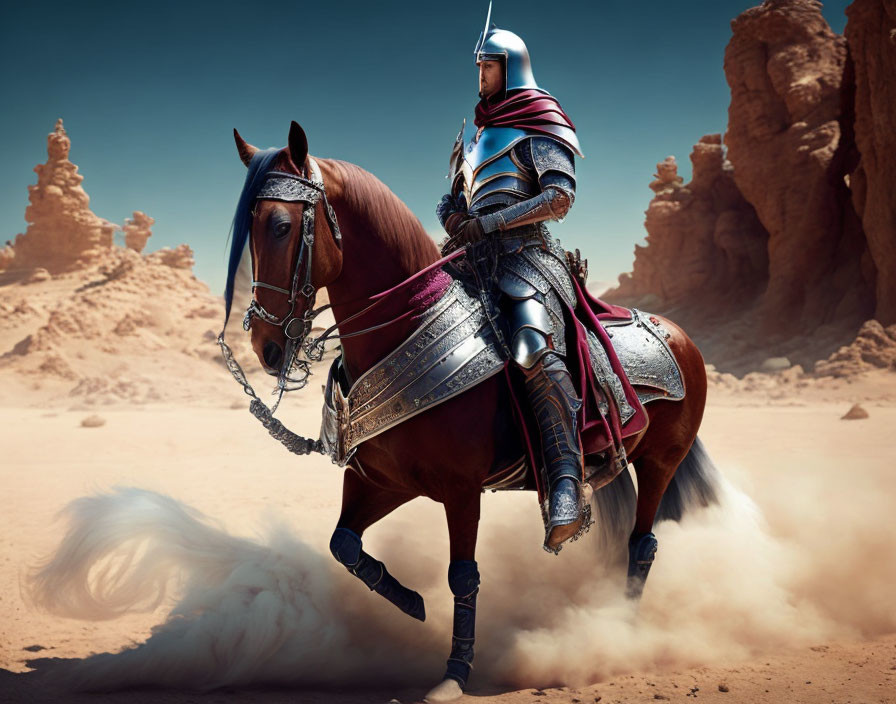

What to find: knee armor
left=506, top=297, right=554, bottom=369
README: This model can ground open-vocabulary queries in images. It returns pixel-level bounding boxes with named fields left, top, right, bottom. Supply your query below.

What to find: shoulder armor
left=534, top=124, right=583, bottom=158
left=527, top=137, right=576, bottom=185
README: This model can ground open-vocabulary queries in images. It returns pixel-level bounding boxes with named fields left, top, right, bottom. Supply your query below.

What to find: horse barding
left=219, top=121, right=720, bottom=702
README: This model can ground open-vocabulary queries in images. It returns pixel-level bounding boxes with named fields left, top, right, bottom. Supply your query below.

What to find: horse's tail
left=590, top=467, right=637, bottom=568
left=590, top=435, right=721, bottom=566
left=655, top=435, right=721, bottom=523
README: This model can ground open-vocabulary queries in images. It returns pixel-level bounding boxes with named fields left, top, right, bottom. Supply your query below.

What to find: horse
left=226, top=121, right=717, bottom=702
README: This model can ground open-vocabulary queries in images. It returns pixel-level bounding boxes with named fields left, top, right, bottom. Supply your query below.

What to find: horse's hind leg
left=627, top=449, right=683, bottom=600
left=329, top=469, right=424, bottom=621
left=424, top=491, right=482, bottom=703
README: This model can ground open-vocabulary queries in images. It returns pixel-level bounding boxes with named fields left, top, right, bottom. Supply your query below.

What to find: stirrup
left=542, top=481, right=593, bottom=554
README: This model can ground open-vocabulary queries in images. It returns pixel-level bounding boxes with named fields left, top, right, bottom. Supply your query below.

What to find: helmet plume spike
left=474, top=1, right=493, bottom=56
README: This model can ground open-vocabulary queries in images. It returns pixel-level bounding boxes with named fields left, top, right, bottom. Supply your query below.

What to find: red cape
left=474, top=89, right=577, bottom=137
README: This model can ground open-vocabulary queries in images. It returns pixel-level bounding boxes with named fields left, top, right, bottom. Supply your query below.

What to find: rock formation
left=2, top=119, right=120, bottom=274
left=123, top=211, right=154, bottom=253
left=146, top=244, right=195, bottom=270
left=614, top=136, right=768, bottom=312
left=648, top=156, right=684, bottom=193
left=607, top=0, right=896, bottom=374
left=815, top=319, right=896, bottom=377
left=844, top=0, right=896, bottom=325
left=0, top=120, right=261, bottom=407
left=723, top=0, right=872, bottom=330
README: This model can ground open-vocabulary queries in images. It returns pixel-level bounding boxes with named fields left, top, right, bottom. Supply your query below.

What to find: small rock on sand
left=841, top=403, right=869, bottom=420
left=760, top=356, right=791, bottom=372
left=719, top=682, right=730, bottom=692
left=80, top=414, right=106, bottom=428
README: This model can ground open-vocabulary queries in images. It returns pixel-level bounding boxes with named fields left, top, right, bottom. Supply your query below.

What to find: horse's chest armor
left=320, top=280, right=505, bottom=466
left=462, top=127, right=538, bottom=209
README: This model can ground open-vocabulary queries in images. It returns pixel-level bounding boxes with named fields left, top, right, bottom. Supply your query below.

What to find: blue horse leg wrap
left=329, top=527, right=426, bottom=621
left=444, top=560, right=480, bottom=688
left=626, top=532, right=658, bottom=600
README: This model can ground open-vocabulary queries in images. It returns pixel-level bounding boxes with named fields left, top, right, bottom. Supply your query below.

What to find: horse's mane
left=224, top=148, right=282, bottom=324
left=325, top=159, right=440, bottom=275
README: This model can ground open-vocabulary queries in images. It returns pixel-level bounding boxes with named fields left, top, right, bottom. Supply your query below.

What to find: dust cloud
left=25, top=461, right=896, bottom=692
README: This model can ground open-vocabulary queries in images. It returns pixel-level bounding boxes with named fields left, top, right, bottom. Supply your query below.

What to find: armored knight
left=437, top=9, right=587, bottom=553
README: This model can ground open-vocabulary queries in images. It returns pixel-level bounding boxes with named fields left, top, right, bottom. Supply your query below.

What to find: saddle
left=320, top=251, right=685, bottom=495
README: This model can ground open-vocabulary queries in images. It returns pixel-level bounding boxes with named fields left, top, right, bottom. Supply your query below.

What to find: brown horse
left=227, top=121, right=718, bottom=701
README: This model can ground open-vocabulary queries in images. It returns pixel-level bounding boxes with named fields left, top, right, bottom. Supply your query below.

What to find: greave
left=521, top=351, right=585, bottom=550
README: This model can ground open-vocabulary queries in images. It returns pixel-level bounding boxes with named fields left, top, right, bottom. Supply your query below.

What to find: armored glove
left=436, top=193, right=467, bottom=230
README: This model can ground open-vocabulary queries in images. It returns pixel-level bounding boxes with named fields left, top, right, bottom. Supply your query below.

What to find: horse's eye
left=274, top=221, right=291, bottom=238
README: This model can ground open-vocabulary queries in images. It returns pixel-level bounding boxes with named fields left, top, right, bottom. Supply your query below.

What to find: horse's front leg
left=329, top=468, right=424, bottom=620
left=424, top=491, right=482, bottom=703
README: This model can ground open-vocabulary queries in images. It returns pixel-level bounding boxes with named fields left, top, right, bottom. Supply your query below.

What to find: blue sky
left=0, top=0, right=850, bottom=292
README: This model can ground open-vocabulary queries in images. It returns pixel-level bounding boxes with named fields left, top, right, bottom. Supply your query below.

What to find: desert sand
left=1, top=373, right=895, bottom=702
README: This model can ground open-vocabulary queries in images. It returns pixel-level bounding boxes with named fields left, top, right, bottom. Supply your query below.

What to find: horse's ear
left=233, top=128, right=258, bottom=167
left=288, top=121, right=309, bottom=169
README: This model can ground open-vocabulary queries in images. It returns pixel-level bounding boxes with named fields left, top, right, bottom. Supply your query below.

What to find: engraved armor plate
left=585, top=327, right=636, bottom=424
left=601, top=309, right=685, bottom=404
left=320, top=281, right=505, bottom=459
left=462, top=127, right=537, bottom=207
left=496, top=240, right=577, bottom=310
left=463, top=126, right=529, bottom=173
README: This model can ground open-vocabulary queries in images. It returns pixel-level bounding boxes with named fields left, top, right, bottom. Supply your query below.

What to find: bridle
left=242, top=157, right=342, bottom=392
left=215, top=155, right=344, bottom=457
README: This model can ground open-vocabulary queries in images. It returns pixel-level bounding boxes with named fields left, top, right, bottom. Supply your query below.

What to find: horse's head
left=228, top=121, right=344, bottom=379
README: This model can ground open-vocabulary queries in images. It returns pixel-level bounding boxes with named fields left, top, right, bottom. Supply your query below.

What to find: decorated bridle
left=217, top=156, right=342, bottom=456
left=217, top=153, right=451, bottom=458
left=242, top=158, right=342, bottom=391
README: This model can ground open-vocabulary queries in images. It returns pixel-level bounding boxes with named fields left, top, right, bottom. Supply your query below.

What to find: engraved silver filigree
left=601, top=309, right=685, bottom=404
left=256, top=176, right=319, bottom=203
left=320, top=282, right=505, bottom=457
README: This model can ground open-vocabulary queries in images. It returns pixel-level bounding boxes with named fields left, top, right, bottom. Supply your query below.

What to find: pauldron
left=457, top=128, right=577, bottom=215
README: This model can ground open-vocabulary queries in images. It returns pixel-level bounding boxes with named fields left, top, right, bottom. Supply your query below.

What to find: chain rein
left=217, top=162, right=341, bottom=457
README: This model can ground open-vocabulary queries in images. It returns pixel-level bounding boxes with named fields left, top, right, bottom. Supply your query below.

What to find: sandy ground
left=0, top=381, right=894, bottom=703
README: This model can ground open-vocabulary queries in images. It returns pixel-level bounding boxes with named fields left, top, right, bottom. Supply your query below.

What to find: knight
left=437, top=6, right=588, bottom=553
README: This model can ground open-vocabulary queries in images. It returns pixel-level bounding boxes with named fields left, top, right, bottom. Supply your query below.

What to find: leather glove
left=451, top=215, right=484, bottom=245
left=441, top=214, right=485, bottom=254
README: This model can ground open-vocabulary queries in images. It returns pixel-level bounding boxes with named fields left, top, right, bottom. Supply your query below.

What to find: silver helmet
left=473, top=3, right=538, bottom=93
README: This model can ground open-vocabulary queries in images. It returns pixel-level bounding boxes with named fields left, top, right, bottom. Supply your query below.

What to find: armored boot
left=521, top=351, right=586, bottom=552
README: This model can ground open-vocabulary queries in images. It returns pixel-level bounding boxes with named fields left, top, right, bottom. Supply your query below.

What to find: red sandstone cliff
left=614, top=136, right=768, bottom=312
left=724, top=0, right=872, bottom=330
left=845, top=0, right=896, bottom=325
left=607, top=0, right=895, bottom=374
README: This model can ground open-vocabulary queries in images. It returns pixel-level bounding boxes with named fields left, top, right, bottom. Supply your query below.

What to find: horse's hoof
left=423, top=678, right=464, bottom=702
left=409, top=591, right=426, bottom=622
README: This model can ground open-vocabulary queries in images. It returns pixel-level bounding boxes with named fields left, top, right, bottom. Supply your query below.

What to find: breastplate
left=461, top=127, right=540, bottom=210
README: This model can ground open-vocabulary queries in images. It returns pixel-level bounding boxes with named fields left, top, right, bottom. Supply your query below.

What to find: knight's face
left=478, top=60, right=504, bottom=100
